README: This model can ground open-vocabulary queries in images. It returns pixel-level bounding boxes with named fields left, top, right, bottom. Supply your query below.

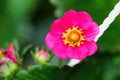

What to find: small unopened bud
left=32, top=49, right=51, bottom=65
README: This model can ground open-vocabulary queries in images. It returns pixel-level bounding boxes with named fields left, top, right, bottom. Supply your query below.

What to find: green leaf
left=97, top=15, right=120, bottom=52
left=0, top=0, right=40, bottom=47
left=12, top=64, right=72, bottom=80
left=13, top=39, right=20, bottom=52
left=67, top=51, right=120, bottom=80
left=11, top=51, right=120, bottom=80
left=21, top=44, right=32, bottom=57
left=50, top=56, right=69, bottom=67
left=6, top=0, right=39, bottom=21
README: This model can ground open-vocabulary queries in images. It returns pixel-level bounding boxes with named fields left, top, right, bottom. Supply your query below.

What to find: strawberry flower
left=45, top=10, right=99, bottom=60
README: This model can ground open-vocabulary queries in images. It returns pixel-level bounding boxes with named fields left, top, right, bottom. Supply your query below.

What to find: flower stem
left=4, top=77, right=8, bottom=80
left=58, top=59, right=63, bottom=68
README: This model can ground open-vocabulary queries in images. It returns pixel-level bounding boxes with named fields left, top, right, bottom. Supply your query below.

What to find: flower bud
left=0, top=43, right=18, bottom=77
left=32, top=49, right=51, bottom=65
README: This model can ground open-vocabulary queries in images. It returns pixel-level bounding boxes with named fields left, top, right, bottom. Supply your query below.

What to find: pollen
left=62, top=26, right=85, bottom=47
left=0, top=51, right=4, bottom=59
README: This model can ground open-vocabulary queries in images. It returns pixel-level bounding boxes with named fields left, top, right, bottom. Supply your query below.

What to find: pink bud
left=33, top=49, right=51, bottom=64
left=0, top=43, right=18, bottom=75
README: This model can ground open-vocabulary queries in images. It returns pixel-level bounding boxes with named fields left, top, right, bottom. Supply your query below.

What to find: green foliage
left=11, top=51, right=120, bottom=80
left=13, top=65, right=72, bottom=80
left=97, top=15, right=120, bottom=52
left=6, top=0, right=39, bottom=21
left=0, top=61, right=18, bottom=78
left=0, top=0, right=40, bottom=47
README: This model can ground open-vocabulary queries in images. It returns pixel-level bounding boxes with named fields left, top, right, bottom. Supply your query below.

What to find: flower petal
left=84, top=22, right=99, bottom=41
left=45, top=33, right=56, bottom=49
left=6, top=43, right=17, bottom=63
left=50, top=19, right=64, bottom=36
left=52, top=42, right=68, bottom=59
left=85, top=41, right=98, bottom=56
left=45, top=32, right=62, bottom=50
left=53, top=44, right=88, bottom=60
left=63, top=10, right=92, bottom=23
left=62, top=10, right=76, bottom=20
left=61, top=10, right=93, bottom=30
left=71, top=45, right=88, bottom=60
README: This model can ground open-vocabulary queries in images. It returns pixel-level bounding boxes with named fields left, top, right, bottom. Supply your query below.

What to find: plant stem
left=4, top=77, right=8, bottom=80
left=58, top=59, right=63, bottom=68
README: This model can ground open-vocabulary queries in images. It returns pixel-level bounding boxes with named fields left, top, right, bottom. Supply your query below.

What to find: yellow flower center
left=0, top=51, right=4, bottom=59
left=62, top=26, right=85, bottom=47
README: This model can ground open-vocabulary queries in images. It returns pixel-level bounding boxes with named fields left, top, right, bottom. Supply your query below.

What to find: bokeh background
left=0, top=0, right=120, bottom=80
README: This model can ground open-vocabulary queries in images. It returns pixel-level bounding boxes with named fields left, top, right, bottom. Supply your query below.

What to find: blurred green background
left=0, top=0, right=120, bottom=80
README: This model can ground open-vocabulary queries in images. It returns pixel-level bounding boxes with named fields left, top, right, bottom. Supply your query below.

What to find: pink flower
left=45, top=10, right=99, bottom=60
left=0, top=43, right=18, bottom=77
left=0, top=43, right=17, bottom=66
